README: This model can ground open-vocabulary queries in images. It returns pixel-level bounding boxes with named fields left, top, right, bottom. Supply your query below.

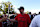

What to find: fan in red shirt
left=8, top=6, right=31, bottom=27
left=15, top=6, right=31, bottom=27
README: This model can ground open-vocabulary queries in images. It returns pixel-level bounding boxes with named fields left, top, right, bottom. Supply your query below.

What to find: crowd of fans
left=0, top=7, right=40, bottom=27
left=0, top=12, right=40, bottom=27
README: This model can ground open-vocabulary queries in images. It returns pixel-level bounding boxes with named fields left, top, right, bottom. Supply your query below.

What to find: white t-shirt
left=29, top=15, right=40, bottom=27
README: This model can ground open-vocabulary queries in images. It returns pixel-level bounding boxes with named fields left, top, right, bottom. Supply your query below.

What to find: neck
left=20, top=12, right=24, bottom=15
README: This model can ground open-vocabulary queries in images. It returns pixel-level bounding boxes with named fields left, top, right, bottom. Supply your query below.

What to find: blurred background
left=0, top=0, right=40, bottom=27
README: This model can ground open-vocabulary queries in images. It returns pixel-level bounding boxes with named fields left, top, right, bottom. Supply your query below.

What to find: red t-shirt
left=15, top=14, right=31, bottom=27
left=0, top=18, right=2, bottom=27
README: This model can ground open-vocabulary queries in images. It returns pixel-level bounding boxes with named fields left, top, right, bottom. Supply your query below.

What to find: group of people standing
left=0, top=6, right=40, bottom=27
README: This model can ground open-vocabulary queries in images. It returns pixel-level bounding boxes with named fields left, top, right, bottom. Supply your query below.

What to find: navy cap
left=18, top=6, right=24, bottom=10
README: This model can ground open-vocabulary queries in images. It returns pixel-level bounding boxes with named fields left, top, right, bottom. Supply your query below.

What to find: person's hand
left=8, top=18, right=10, bottom=21
left=2, top=16, right=7, bottom=21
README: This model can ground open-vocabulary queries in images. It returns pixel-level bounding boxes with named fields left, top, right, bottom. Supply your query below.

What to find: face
left=19, top=9, right=24, bottom=13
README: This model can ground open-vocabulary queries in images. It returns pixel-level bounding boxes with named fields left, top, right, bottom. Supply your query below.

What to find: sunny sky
left=0, top=0, right=40, bottom=14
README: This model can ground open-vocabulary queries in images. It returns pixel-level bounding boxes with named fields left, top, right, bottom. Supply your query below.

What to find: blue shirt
left=29, top=15, right=40, bottom=27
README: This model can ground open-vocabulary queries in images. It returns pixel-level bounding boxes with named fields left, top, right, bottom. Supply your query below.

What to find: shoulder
left=36, top=15, right=40, bottom=17
left=32, top=15, right=40, bottom=22
left=17, top=14, right=21, bottom=15
left=34, top=15, right=40, bottom=19
left=16, top=14, right=21, bottom=16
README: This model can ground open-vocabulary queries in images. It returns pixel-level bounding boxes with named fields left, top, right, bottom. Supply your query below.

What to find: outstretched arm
left=8, top=18, right=16, bottom=22
left=0, top=17, right=7, bottom=22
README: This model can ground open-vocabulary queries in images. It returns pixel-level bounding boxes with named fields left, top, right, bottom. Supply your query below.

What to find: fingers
left=7, top=18, right=10, bottom=20
left=2, top=16, right=8, bottom=21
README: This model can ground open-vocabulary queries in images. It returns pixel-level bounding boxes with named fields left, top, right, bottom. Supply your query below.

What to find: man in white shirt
left=29, top=15, right=40, bottom=27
